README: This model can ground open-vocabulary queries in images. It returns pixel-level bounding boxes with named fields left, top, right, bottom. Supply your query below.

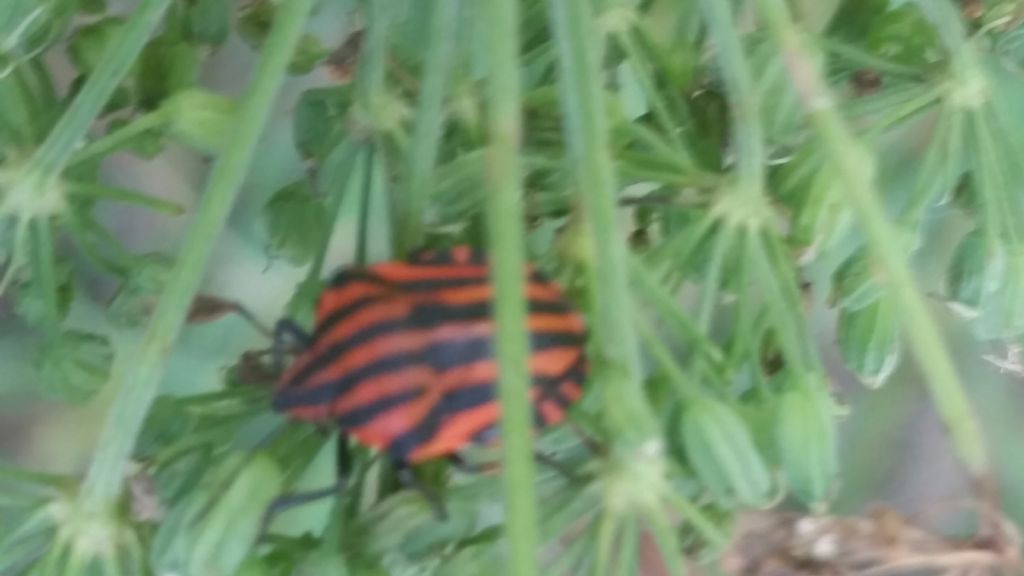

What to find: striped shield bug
left=268, top=245, right=589, bottom=516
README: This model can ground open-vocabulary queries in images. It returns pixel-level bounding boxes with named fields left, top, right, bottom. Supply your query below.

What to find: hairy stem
left=482, top=0, right=540, bottom=573
left=78, top=0, right=317, bottom=514
left=548, top=0, right=657, bottom=440
left=756, top=0, right=990, bottom=479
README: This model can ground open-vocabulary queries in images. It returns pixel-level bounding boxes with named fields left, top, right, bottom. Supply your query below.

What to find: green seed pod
left=837, top=295, right=901, bottom=388
left=35, top=330, right=114, bottom=403
left=68, top=16, right=125, bottom=74
left=775, top=384, right=837, bottom=509
left=262, top=180, right=330, bottom=266
left=161, top=89, right=236, bottom=153
left=680, top=398, right=774, bottom=507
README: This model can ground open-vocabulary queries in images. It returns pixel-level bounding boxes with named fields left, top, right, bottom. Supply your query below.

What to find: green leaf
left=289, top=34, right=329, bottom=75
left=837, top=295, right=901, bottom=388
left=135, top=35, right=202, bottom=110
left=237, top=0, right=274, bottom=51
left=865, top=5, right=943, bottom=67
left=262, top=180, right=330, bottom=265
left=831, top=249, right=885, bottom=311
left=34, top=330, right=114, bottom=403
left=0, top=0, right=77, bottom=74
left=13, top=260, right=73, bottom=328
left=68, top=16, right=126, bottom=74
left=134, top=395, right=195, bottom=459
left=184, top=0, right=230, bottom=46
left=107, top=253, right=174, bottom=328
left=293, top=86, right=354, bottom=161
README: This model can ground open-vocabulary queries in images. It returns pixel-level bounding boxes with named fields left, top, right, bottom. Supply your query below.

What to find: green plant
left=2, top=0, right=1022, bottom=574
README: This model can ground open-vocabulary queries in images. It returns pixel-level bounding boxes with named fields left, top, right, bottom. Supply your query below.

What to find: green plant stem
left=68, top=182, right=184, bottom=215
left=400, top=0, right=459, bottom=255
left=28, top=219, right=59, bottom=336
left=697, top=0, right=765, bottom=197
left=613, top=30, right=695, bottom=169
left=309, top=137, right=359, bottom=282
left=68, top=109, right=168, bottom=167
left=26, top=0, right=172, bottom=178
left=77, top=0, right=317, bottom=515
left=637, top=320, right=702, bottom=400
left=357, top=0, right=392, bottom=120
left=756, top=0, right=990, bottom=479
left=481, top=0, right=540, bottom=573
left=548, top=0, right=657, bottom=441
left=911, top=0, right=972, bottom=54
left=355, top=145, right=375, bottom=267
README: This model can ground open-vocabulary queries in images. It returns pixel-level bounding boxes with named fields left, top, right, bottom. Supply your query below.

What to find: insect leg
left=259, top=438, right=351, bottom=535
left=271, top=319, right=313, bottom=372
left=394, top=461, right=448, bottom=521
left=534, top=450, right=583, bottom=484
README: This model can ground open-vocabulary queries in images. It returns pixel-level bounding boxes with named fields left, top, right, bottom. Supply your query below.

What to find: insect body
left=272, top=246, right=588, bottom=465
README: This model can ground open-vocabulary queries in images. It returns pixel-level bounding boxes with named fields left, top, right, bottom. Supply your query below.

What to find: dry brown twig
left=721, top=505, right=1022, bottom=576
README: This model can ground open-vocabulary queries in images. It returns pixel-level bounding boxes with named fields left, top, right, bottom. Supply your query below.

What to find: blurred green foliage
left=2, top=0, right=1024, bottom=574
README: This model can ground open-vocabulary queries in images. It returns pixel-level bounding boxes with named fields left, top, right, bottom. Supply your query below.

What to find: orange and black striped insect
left=267, top=245, right=588, bottom=513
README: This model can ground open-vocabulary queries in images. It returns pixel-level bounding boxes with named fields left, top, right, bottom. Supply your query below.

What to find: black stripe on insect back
left=386, top=384, right=494, bottom=461
left=385, top=363, right=585, bottom=461
left=289, top=298, right=578, bottom=389
left=334, top=388, right=424, bottom=428
left=275, top=329, right=586, bottom=411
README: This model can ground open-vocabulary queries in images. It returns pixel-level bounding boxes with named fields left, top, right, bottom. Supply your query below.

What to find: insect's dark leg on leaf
left=447, top=453, right=484, bottom=474
left=394, top=460, right=448, bottom=521
left=259, top=438, right=351, bottom=537
left=534, top=450, right=583, bottom=484
left=227, top=302, right=275, bottom=339
left=271, top=319, right=313, bottom=372
left=567, top=420, right=607, bottom=457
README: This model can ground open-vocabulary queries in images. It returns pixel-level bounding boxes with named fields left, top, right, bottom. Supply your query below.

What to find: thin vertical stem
left=481, top=0, right=540, bottom=573
left=28, top=219, right=59, bottom=336
left=548, top=0, right=657, bottom=440
left=697, top=0, right=765, bottom=197
left=27, top=0, right=172, bottom=177
left=78, top=0, right=318, bottom=514
left=756, top=0, right=990, bottom=479
left=355, top=145, right=374, bottom=267
left=400, top=0, right=460, bottom=255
